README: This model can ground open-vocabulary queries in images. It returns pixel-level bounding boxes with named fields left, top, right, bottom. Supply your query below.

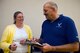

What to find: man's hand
left=41, top=43, right=56, bottom=52
left=41, top=42, right=79, bottom=52
left=10, top=43, right=17, bottom=51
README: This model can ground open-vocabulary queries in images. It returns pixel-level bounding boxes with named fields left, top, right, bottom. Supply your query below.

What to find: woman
left=1, top=11, right=32, bottom=53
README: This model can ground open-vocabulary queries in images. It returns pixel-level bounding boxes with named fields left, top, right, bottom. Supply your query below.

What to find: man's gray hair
left=44, top=1, right=58, bottom=10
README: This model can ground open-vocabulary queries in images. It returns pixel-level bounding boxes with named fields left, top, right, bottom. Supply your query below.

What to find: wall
left=0, top=0, right=80, bottom=40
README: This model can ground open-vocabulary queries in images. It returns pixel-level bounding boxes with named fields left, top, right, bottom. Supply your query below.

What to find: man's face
left=43, top=4, right=57, bottom=20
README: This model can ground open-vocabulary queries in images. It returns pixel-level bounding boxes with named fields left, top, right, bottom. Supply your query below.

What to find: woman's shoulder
left=24, top=24, right=30, bottom=27
left=23, top=24, right=31, bottom=30
left=5, top=24, right=15, bottom=30
left=6, top=24, right=15, bottom=27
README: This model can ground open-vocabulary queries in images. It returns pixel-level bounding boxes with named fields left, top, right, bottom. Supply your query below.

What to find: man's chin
left=46, top=18, right=51, bottom=21
left=46, top=17, right=51, bottom=20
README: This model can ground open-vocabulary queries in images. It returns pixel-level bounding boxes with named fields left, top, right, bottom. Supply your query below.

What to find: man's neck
left=51, top=14, right=59, bottom=22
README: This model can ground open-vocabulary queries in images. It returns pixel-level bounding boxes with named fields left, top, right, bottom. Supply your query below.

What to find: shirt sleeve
left=65, top=18, right=79, bottom=43
left=1, top=26, right=11, bottom=50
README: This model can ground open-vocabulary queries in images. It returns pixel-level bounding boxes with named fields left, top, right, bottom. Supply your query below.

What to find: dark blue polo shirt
left=40, top=14, right=79, bottom=53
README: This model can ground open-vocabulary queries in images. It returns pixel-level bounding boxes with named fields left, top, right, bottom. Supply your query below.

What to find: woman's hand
left=10, top=43, right=17, bottom=51
left=30, top=38, right=41, bottom=43
left=20, top=39, right=26, bottom=45
left=30, top=38, right=38, bottom=42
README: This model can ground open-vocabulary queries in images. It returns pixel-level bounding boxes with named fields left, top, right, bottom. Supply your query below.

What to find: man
left=35, top=1, right=79, bottom=53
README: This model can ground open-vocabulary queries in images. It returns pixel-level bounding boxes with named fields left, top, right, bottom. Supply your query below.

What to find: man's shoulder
left=43, top=20, right=49, bottom=23
left=42, top=20, right=49, bottom=26
left=60, top=14, right=74, bottom=23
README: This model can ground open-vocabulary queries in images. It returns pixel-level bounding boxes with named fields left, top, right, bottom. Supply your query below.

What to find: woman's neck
left=15, top=23, right=23, bottom=28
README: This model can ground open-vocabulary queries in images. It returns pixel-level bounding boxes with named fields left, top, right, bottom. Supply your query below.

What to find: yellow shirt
left=1, top=24, right=32, bottom=53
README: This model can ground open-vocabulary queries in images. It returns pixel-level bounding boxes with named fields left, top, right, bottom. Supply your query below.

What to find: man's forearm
left=52, top=42, right=79, bottom=52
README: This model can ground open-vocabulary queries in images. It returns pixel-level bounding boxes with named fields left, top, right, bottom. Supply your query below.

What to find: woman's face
left=16, top=13, right=24, bottom=24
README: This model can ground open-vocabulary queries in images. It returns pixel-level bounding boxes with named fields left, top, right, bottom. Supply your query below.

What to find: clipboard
left=25, top=39, right=43, bottom=47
